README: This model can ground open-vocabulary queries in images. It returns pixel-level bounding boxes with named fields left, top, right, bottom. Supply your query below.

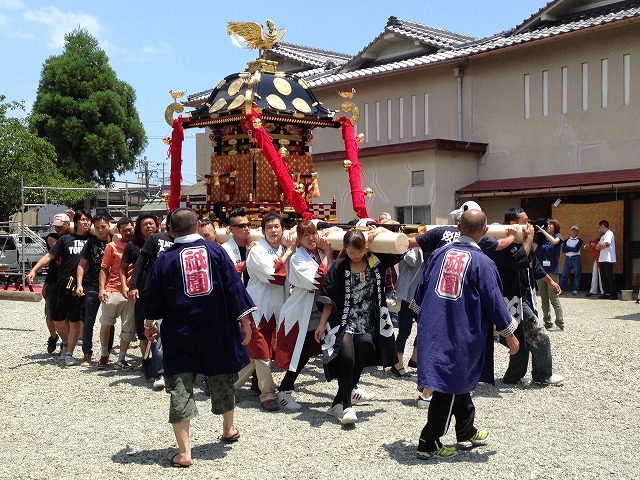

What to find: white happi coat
left=276, top=247, right=329, bottom=372
left=245, top=238, right=287, bottom=328
left=221, top=236, right=243, bottom=265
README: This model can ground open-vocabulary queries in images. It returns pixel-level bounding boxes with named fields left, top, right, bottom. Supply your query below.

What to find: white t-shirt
left=598, top=229, right=616, bottom=263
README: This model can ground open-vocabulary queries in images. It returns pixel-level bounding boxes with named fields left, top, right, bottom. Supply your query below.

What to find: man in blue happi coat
left=144, top=208, right=255, bottom=468
left=413, top=209, right=519, bottom=459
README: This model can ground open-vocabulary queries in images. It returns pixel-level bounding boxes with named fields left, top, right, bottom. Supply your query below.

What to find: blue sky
left=0, top=0, right=545, bottom=186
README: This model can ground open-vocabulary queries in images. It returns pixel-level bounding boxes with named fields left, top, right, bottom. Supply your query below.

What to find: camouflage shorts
left=167, top=372, right=238, bottom=424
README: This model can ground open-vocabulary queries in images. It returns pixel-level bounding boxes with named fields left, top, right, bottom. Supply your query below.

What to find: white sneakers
left=326, top=404, right=344, bottom=418
left=341, top=407, right=357, bottom=425
left=64, top=354, right=78, bottom=367
left=326, top=404, right=358, bottom=424
left=518, top=376, right=532, bottom=386
left=543, top=374, right=565, bottom=385
left=417, top=394, right=432, bottom=409
left=277, top=391, right=301, bottom=410
left=351, top=387, right=376, bottom=404
left=153, top=375, right=165, bottom=389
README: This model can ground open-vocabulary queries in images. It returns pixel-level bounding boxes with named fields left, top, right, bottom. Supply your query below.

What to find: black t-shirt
left=44, top=233, right=61, bottom=285
left=80, top=237, right=109, bottom=287
left=48, top=233, right=91, bottom=283
left=416, top=226, right=499, bottom=262
left=131, top=232, right=174, bottom=291
left=122, top=238, right=145, bottom=290
left=238, top=245, right=249, bottom=286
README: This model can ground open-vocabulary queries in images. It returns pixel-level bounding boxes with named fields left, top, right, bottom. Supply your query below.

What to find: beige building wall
left=311, top=64, right=461, bottom=153
left=309, top=64, right=473, bottom=222
left=470, top=22, right=640, bottom=179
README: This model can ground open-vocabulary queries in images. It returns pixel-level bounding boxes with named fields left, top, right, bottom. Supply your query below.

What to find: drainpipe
left=453, top=66, right=464, bottom=141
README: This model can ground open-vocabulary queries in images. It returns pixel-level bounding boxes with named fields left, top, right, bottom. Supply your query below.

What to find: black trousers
left=599, top=262, right=617, bottom=298
left=418, top=391, right=476, bottom=452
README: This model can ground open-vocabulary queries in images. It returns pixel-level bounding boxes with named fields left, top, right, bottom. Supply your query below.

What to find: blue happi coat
left=145, top=235, right=255, bottom=377
left=415, top=237, right=515, bottom=395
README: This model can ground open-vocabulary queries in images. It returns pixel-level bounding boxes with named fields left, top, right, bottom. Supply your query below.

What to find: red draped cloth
left=340, top=117, right=369, bottom=219
left=169, top=117, right=187, bottom=211
left=241, top=107, right=313, bottom=220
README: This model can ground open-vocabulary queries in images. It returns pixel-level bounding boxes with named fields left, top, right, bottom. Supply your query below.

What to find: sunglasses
left=230, top=222, right=251, bottom=229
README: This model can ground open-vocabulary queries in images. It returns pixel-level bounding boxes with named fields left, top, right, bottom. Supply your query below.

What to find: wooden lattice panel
left=554, top=200, right=623, bottom=275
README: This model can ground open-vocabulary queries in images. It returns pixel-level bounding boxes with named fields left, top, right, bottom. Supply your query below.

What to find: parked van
left=9, top=233, right=47, bottom=268
left=0, top=234, right=20, bottom=272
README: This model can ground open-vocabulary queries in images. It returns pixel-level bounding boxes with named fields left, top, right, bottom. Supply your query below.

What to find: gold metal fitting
left=364, top=187, right=373, bottom=197
left=342, top=160, right=352, bottom=170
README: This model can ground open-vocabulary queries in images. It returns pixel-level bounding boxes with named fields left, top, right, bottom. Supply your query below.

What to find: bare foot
left=170, top=453, right=192, bottom=468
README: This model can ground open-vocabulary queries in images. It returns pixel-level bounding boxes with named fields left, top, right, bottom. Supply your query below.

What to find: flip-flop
left=170, top=454, right=191, bottom=468
left=220, top=428, right=240, bottom=443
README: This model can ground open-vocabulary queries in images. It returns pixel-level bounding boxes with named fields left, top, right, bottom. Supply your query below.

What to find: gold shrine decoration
left=165, top=90, right=186, bottom=126
left=227, top=19, right=285, bottom=60
left=340, top=101, right=359, bottom=125
left=335, top=87, right=360, bottom=124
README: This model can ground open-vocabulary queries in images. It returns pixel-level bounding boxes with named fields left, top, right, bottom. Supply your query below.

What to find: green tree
left=0, top=97, right=89, bottom=221
left=31, top=28, right=147, bottom=187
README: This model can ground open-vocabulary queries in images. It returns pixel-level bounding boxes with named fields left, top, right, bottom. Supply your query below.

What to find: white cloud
left=142, top=41, right=171, bottom=56
left=101, top=39, right=128, bottom=58
left=23, top=6, right=103, bottom=49
left=7, top=29, right=35, bottom=40
left=0, top=0, right=25, bottom=9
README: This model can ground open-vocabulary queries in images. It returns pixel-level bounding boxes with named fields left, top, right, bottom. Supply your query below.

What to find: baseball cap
left=450, top=201, right=482, bottom=220
left=571, top=225, right=580, bottom=231
left=52, top=213, right=70, bottom=226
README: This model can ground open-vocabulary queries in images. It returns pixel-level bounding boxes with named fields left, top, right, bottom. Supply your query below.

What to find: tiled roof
left=384, top=16, right=476, bottom=48
left=340, top=16, right=475, bottom=72
left=182, top=180, right=207, bottom=197
left=308, top=2, right=640, bottom=87
left=268, top=42, right=350, bottom=68
left=458, top=168, right=640, bottom=196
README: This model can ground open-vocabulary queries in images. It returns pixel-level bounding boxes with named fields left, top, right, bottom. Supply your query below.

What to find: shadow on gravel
left=382, top=439, right=496, bottom=465
left=612, top=312, right=640, bottom=322
left=17, top=353, right=62, bottom=369
left=112, top=442, right=228, bottom=467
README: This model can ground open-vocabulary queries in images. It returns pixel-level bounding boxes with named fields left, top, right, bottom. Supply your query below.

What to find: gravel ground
left=1, top=293, right=640, bottom=479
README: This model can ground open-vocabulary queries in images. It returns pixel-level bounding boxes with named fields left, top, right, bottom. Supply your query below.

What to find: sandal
left=220, top=428, right=240, bottom=443
left=389, top=365, right=406, bottom=377
left=407, top=359, right=417, bottom=368
left=170, top=454, right=191, bottom=468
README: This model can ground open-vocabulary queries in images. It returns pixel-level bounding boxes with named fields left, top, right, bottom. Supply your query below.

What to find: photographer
left=534, top=218, right=564, bottom=331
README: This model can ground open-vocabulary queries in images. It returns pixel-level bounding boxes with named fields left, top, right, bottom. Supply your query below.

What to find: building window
left=601, top=58, right=608, bottom=108
left=387, top=99, right=392, bottom=140
left=582, top=62, right=589, bottom=111
left=395, top=205, right=431, bottom=224
left=524, top=73, right=530, bottom=119
left=375, top=101, right=380, bottom=142
left=411, top=95, right=416, bottom=138
left=364, top=103, right=369, bottom=143
left=542, top=70, right=549, bottom=117
left=424, top=93, right=429, bottom=136
left=624, top=54, right=631, bottom=106
left=561, top=66, right=568, bottom=113
left=411, top=170, right=425, bottom=187
left=399, top=97, right=404, bottom=139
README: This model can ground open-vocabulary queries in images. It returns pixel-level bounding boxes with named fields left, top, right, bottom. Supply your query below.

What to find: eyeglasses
left=230, top=222, right=250, bottom=229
